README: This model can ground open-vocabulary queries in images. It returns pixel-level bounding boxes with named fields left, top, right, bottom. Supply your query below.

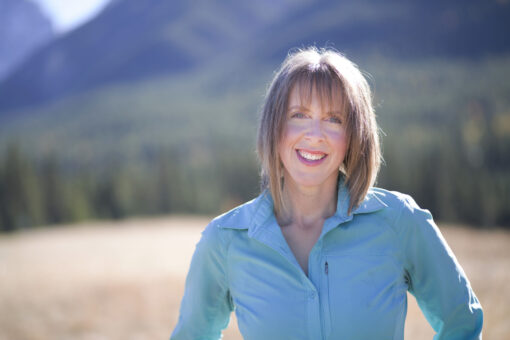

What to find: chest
left=226, top=223, right=408, bottom=339
left=280, top=222, right=323, bottom=276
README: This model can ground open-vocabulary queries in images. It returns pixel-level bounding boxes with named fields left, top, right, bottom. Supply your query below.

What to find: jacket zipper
left=321, top=260, right=329, bottom=340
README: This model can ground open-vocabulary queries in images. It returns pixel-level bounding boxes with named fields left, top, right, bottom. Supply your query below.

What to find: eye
left=290, top=112, right=307, bottom=119
left=326, top=115, right=343, bottom=124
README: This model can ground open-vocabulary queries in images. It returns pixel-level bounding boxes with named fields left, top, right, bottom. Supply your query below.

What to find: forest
left=1, top=55, right=509, bottom=231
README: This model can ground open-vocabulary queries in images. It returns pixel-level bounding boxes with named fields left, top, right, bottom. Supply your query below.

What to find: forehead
left=287, top=75, right=345, bottom=112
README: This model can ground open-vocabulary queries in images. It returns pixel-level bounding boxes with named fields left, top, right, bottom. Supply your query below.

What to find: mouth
left=296, top=149, right=327, bottom=165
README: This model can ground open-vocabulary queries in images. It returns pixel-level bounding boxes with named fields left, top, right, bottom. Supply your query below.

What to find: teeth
left=298, top=150, right=326, bottom=161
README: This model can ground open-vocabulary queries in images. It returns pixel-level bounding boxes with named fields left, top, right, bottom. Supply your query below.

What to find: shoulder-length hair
left=257, top=47, right=381, bottom=215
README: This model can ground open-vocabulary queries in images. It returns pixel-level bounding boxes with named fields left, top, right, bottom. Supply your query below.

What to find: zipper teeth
left=322, top=260, right=329, bottom=340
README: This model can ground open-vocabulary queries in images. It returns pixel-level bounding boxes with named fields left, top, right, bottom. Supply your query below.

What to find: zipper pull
left=325, top=261, right=329, bottom=275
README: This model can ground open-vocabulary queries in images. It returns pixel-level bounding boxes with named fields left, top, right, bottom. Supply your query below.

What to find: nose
left=304, top=119, right=325, bottom=142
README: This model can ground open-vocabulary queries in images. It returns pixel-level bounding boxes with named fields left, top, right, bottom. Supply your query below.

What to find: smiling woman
left=257, top=49, right=380, bottom=221
left=170, top=47, right=483, bottom=340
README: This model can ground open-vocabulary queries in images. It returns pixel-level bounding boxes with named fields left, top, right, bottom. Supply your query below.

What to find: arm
left=396, top=195, right=483, bottom=339
left=171, top=222, right=234, bottom=340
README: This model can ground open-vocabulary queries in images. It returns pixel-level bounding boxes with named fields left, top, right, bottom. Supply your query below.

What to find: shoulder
left=201, top=192, right=268, bottom=241
left=370, top=186, right=435, bottom=215
left=210, top=192, right=267, bottom=230
left=367, top=187, right=433, bottom=232
left=368, top=187, right=415, bottom=211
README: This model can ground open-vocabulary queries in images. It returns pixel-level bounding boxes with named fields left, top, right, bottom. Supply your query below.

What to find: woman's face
left=278, top=84, right=348, bottom=191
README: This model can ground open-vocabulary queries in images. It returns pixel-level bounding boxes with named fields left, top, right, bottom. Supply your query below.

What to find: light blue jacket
left=171, top=181, right=483, bottom=339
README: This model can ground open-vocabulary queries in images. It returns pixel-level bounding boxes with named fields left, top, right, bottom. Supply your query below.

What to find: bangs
left=289, top=65, right=349, bottom=116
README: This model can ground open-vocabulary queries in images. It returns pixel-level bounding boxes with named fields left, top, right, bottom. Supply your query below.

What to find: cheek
left=325, top=127, right=347, bottom=146
left=278, top=132, right=291, bottom=161
left=280, top=123, right=303, bottom=149
left=285, top=121, right=307, bottom=136
left=327, top=130, right=348, bottom=161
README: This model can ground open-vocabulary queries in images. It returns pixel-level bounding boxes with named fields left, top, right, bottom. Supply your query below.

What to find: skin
left=278, top=85, right=348, bottom=276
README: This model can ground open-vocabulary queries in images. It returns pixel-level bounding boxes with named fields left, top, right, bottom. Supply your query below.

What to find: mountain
left=0, top=0, right=303, bottom=113
left=0, top=0, right=509, bottom=113
left=0, top=0, right=54, bottom=81
left=250, top=0, right=510, bottom=62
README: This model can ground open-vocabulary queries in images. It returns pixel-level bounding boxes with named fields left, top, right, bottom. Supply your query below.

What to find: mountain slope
left=248, top=0, right=510, bottom=64
left=0, top=0, right=304, bottom=113
left=0, top=0, right=54, bottom=80
left=1, top=0, right=509, bottom=113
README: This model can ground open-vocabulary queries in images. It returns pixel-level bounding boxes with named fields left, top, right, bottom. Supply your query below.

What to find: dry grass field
left=0, top=216, right=508, bottom=340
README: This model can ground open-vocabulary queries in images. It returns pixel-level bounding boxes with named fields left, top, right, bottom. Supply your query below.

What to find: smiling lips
left=296, top=149, right=327, bottom=165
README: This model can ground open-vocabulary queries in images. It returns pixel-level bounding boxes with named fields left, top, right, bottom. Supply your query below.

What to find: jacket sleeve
left=396, top=195, right=483, bottom=339
left=171, top=222, right=234, bottom=340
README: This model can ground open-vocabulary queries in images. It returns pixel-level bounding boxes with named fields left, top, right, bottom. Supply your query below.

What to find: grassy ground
left=0, top=216, right=508, bottom=339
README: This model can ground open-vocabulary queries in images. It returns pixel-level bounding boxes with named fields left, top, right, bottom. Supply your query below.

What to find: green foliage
left=0, top=144, right=260, bottom=231
left=369, top=56, right=510, bottom=226
left=0, top=144, right=43, bottom=230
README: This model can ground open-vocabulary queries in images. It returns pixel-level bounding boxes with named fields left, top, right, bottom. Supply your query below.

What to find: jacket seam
left=208, top=224, right=235, bottom=317
left=222, top=227, right=235, bottom=312
left=390, top=196, right=408, bottom=260
left=390, top=197, right=409, bottom=340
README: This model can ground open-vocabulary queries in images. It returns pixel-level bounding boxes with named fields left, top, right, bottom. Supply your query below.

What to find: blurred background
left=1, top=0, right=510, bottom=229
left=0, top=0, right=509, bottom=339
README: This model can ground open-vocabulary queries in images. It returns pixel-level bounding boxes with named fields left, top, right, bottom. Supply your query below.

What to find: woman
left=171, top=47, right=483, bottom=339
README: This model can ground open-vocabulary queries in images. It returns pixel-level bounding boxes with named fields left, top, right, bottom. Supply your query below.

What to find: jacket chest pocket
left=324, top=254, right=406, bottom=337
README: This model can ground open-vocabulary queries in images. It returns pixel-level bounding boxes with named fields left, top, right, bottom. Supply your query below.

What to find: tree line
left=0, top=143, right=259, bottom=232
left=1, top=126, right=509, bottom=232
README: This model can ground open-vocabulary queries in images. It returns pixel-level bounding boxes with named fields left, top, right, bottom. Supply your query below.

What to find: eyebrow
left=288, top=105, right=309, bottom=112
left=288, top=105, right=343, bottom=116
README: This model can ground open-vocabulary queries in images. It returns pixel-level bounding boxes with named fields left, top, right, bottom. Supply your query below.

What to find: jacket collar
left=218, top=177, right=387, bottom=276
left=220, top=176, right=387, bottom=234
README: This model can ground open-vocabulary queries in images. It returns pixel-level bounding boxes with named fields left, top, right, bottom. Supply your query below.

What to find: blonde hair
left=257, top=47, right=381, bottom=215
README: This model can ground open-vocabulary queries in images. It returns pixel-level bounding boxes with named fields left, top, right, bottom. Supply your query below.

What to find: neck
left=277, top=175, right=339, bottom=228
